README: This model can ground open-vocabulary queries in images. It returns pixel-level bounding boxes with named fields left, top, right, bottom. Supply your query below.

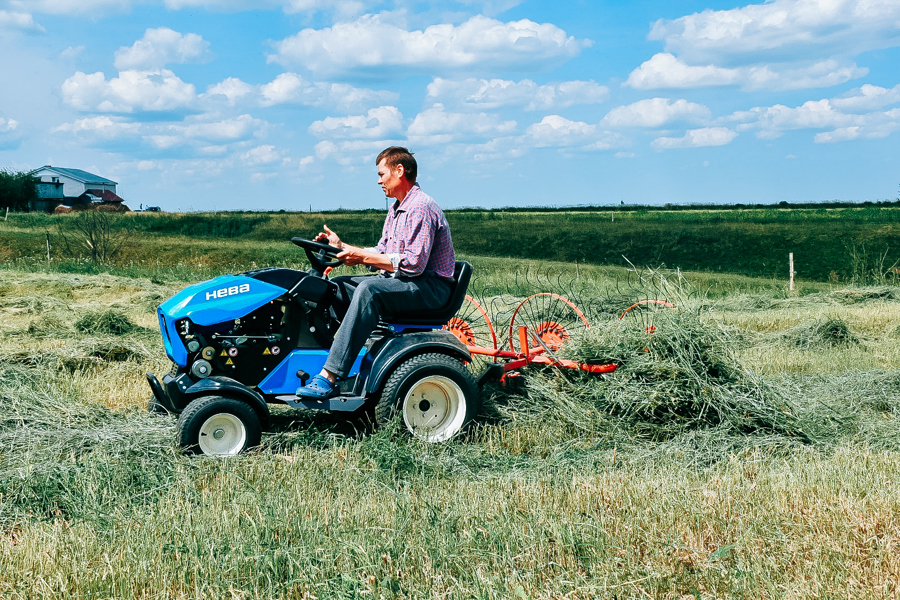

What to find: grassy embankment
left=1, top=238, right=899, bottom=598
left=4, top=205, right=900, bottom=282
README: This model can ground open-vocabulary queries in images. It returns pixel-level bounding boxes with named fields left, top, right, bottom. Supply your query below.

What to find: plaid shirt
left=376, top=184, right=455, bottom=279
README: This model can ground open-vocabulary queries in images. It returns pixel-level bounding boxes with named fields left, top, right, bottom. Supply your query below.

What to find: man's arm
left=336, top=247, right=394, bottom=271
left=316, top=224, right=396, bottom=272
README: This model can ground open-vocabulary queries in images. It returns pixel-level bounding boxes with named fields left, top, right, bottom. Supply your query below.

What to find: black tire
left=176, top=395, right=261, bottom=456
left=147, top=395, right=172, bottom=415
left=375, top=353, right=479, bottom=442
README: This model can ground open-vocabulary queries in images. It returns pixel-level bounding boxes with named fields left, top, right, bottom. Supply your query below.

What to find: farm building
left=28, top=166, right=129, bottom=213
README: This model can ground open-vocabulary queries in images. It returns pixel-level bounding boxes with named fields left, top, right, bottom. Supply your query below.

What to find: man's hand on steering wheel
left=316, top=224, right=343, bottom=250
left=335, top=248, right=369, bottom=266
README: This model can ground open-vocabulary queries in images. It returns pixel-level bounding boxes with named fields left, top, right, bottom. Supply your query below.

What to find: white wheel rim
left=198, top=413, right=247, bottom=456
left=402, top=375, right=466, bottom=442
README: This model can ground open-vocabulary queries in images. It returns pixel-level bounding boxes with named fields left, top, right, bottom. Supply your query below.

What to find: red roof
left=85, top=189, right=125, bottom=203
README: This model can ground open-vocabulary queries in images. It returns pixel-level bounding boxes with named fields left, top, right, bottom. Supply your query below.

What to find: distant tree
left=0, top=169, right=38, bottom=211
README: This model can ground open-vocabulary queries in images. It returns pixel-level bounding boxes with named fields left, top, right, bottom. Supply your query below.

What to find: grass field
left=1, top=245, right=899, bottom=599
left=4, top=204, right=900, bottom=282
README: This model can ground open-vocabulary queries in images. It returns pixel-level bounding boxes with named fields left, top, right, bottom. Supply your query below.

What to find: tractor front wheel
left=376, top=353, right=479, bottom=442
left=176, top=395, right=261, bottom=456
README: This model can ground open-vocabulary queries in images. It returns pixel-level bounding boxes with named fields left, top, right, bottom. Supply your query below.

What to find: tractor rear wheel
left=375, top=353, right=479, bottom=442
left=176, top=395, right=261, bottom=456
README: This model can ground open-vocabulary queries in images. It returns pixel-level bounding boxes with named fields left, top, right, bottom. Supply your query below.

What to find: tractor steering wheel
left=291, top=237, right=343, bottom=273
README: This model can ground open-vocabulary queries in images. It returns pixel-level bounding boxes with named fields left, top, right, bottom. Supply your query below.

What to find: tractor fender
left=364, top=331, right=471, bottom=395
left=183, top=375, right=271, bottom=430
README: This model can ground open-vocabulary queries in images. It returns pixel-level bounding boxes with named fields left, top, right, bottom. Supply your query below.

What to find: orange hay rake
left=444, top=292, right=674, bottom=381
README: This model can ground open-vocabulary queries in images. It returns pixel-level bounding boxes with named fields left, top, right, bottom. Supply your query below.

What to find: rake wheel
left=508, top=292, right=590, bottom=354
left=444, top=294, right=498, bottom=372
left=618, top=299, right=676, bottom=334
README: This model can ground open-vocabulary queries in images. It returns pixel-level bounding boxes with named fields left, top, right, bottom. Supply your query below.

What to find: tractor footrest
left=275, top=395, right=366, bottom=412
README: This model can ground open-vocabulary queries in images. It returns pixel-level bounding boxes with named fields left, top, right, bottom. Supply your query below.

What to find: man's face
left=377, top=159, right=404, bottom=200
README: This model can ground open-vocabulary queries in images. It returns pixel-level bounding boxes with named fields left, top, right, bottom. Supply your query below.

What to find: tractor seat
left=383, top=261, right=472, bottom=326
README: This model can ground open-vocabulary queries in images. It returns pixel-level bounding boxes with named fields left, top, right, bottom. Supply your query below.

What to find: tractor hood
left=157, top=274, right=286, bottom=366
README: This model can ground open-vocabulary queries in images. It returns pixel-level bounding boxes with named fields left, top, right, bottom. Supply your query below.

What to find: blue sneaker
left=295, top=374, right=338, bottom=400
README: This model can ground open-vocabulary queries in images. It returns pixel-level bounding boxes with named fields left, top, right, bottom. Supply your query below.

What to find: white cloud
left=179, top=114, right=262, bottom=141
left=522, top=115, right=623, bottom=151
left=114, top=27, right=211, bottom=70
left=727, top=93, right=900, bottom=142
left=0, top=116, right=21, bottom=149
left=731, top=99, right=858, bottom=138
left=407, top=104, right=516, bottom=144
left=814, top=126, right=862, bottom=143
left=626, top=53, right=738, bottom=89
left=258, top=72, right=397, bottom=111
left=142, top=114, right=265, bottom=150
left=649, top=0, right=900, bottom=65
left=270, top=14, right=588, bottom=76
left=426, top=77, right=608, bottom=111
left=309, top=106, right=403, bottom=139
left=525, top=115, right=595, bottom=147
left=157, top=0, right=364, bottom=17
left=52, top=115, right=142, bottom=138
left=314, top=139, right=390, bottom=166
left=146, top=134, right=182, bottom=149
left=205, top=77, right=255, bottom=105
left=652, top=127, right=738, bottom=149
left=283, top=0, right=364, bottom=18
left=162, top=0, right=279, bottom=8
left=831, top=83, right=900, bottom=111
left=60, top=45, right=85, bottom=60
left=7, top=0, right=130, bottom=15
left=0, top=10, right=45, bottom=31
left=741, top=59, right=867, bottom=90
left=61, top=69, right=197, bottom=113
left=627, top=52, right=866, bottom=91
left=601, top=98, right=711, bottom=128
left=240, top=144, right=281, bottom=165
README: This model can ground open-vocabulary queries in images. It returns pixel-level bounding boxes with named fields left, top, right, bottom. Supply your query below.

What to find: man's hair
left=376, top=146, right=417, bottom=184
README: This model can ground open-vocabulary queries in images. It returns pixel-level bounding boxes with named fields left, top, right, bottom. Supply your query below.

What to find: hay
left=828, top=286, right=900, bottom=304
left=74, top=308, right=141, bottom=335
left=0, top=362, right=176, bottom=525
left=0, top=339, right=153, bottom=372
left=781, top=317, right=859, bottom=349
left=25, top=312, right=73, bottom=336
left=525, top=310, right=812, bottom=442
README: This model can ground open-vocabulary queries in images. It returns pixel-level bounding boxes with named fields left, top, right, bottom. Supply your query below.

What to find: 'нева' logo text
left=206, top=283, right=251, bottom=301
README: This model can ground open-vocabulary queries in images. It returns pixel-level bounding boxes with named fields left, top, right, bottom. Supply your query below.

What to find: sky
left=0, top=0, right=899, bottom=212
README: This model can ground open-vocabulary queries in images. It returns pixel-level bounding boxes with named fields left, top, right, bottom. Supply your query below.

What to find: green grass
left=2, top=252, right=900, bottom=598
left=5, top=205, right=900, bottom=282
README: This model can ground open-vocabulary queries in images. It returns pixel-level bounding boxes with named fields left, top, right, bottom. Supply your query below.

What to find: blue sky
left=1, top=0, right=899, bottom=211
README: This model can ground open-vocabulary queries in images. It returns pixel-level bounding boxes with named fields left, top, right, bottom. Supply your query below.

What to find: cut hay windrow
left=74, top=308, right=143, bottom=335
left=518, top=310, right=815, bottom=442
left=0, top=362, right=177, bottom=526
left=779, top=317, right=859, bottom=349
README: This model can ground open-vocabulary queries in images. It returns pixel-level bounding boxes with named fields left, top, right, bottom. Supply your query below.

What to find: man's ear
left=395, top=164, right=405, bottom=180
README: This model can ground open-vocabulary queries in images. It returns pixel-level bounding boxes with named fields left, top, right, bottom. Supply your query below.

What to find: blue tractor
left=147, top=238, right=482, bottom=455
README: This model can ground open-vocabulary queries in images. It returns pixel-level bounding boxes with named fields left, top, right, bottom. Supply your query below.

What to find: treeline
left=447, top=198, right=900, bottom=214
left=0, top=170, right=37, bottom=211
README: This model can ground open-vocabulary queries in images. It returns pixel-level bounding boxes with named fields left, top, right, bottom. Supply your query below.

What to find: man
left=295, top=146, right=456, bottom=400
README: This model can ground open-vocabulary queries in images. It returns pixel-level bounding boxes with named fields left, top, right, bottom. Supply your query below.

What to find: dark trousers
left=323, top=274, right=452, bottom=378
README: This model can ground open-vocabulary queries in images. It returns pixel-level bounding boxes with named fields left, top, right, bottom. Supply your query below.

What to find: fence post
left=789, top=253, right=795, bottom=292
